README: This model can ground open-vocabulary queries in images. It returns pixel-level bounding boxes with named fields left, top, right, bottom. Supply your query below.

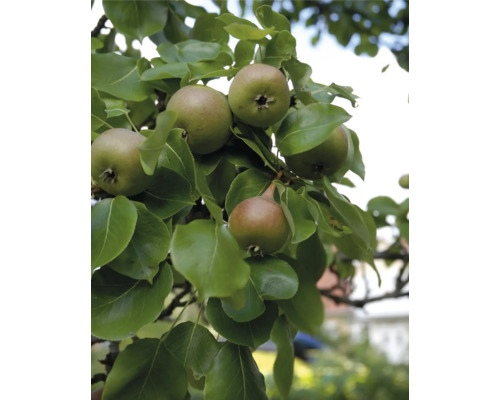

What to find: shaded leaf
left=323, top=179, right=376, bottom=263
left=193, top=162, right=224, bottom=224
left=204, top=343, right=268, bottom=400
left=91, top=263, right=173, bottom=340
left=163, top=321, right=221, bottom=378
left=277, top=256, right=324, bottom=335
left=271, top=315, right=294, bottom=399
left=206, top=298, right=278, bottom=348
left=296, top=231, right=327, bottom=283
left=91, top=196, right=137, bottom=272
left=232, top=124, right=279, bottom=172
left=102, top=338, right=187, bottom=400
left=225, top=168, right=273, bottom=215
left=140, top=167, right=196, bottom=219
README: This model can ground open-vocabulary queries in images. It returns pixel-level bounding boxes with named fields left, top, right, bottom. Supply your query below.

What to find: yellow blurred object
left=252, top=350, right=313, bottom=378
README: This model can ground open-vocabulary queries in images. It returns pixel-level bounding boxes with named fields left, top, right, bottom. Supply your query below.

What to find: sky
left=90, top=0, right=410, bottom=315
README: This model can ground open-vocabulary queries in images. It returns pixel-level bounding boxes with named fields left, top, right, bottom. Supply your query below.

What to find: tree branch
left=91, top=15, right=108, bottom=38
left=156, top=281, right=196, bottom=320
left=320, top=288, right=409, bottom=308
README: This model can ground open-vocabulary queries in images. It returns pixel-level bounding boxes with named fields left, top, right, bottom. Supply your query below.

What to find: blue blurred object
left=294, top=332, right=323, bottom=349
left=293, top=332, right=323, bottom=362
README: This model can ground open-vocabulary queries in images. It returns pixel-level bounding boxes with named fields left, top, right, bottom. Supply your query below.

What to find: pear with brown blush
left=228, top=180, right=290, bottom=255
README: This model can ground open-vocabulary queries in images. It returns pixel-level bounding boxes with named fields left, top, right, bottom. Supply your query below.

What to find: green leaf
left=283, top=57, right=312, bottom=93
left=103, top=98, right=129, bottom=118
left=139, top=110, right=177, bottom=175
left=91, top=196, right=138, bottom=272
left=187, top=56, right=235, bottom=82
left=271, top=315, right=294, bottom=399
left=91, top=263, right=173, bottom=340
left=232, top=124, right=279, bottom=172
left=108, top=203, right=171, bottom=283
left=206, top=298, right=278, bottom=348
left=206, top=159, right=237, bottom=206
left=176, top=40, right=229, bottom=63
left=159, top=129, right=197, bottom=187
left=102, top=0, right=168, bottom=42
left=234, top=40, right=255, bottom=68
left=367, top=196, right=401, bottom=217
left=225, top=169, right=273, bottom=215
left=277, top=280, right=324, bottom=336
left=224, top=23, right=275, bottom=40
left=277, top=256, right=324, bottom=335
left=323, top=180, right=377, bottom=263
left=277, top=184, right=316, bottom=244
left=221, top=281, right=265, bottom=323
left=92, top=53, right=154, bottom=101
left=163, top=321, right=221, bottom=379
left=190, top=13, right=229, bottom=44
left=262, top=30, right=296, bottom=67
left=171, top=220, right=250, bottom=300
left=128, top=98, right=156, bottom=129
left=296, top=231, right=327, bottom=283
left=247, top=256, right=298, bottom=300
left=204, top=343, right=268, bottom=400
left=140, top=167, right=196, bottom=219
left=194, top=162, right=224, bottom=224
left=276, top=103, right=351, bottom=156
left=91, top=88, right=107, bottom=131
left=140, top=62, right=190, bottom=81
left=345, top=128, right=365, bottom=180
left=91, top=37, right=103, bottom=52
left=255, top=5, right=291, bottom=32
left=216, top=13, right=255, bottom=26
left=102, top=338, right=187, bottom=400
left=327, top=82, right=359, bottom=108
left=303, top=191, right=344, bottom=242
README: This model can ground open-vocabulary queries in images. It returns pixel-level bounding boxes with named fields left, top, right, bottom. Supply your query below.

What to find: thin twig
left=91, top=15, right=108, bottom=37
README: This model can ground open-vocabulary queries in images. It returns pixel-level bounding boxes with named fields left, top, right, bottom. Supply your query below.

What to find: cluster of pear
left=91, top=63, right=350, bottom=255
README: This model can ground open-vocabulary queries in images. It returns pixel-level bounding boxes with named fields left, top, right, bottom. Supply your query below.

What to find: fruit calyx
left=254, top=94, right=276, bottom=109
left=99, top=167, right=117, bottom=184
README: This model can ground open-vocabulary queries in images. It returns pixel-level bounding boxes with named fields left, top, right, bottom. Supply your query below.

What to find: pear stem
left=262, top=170, right=283, bottom=199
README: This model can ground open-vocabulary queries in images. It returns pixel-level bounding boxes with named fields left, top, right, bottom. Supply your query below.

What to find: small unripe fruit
left=228, top=63, right=290, bottom=128
left=228, top=183, right=289, bottom=255
left=285, top=125, right=349, bottom=180
left=91, top=128, right=153, bottom=196
left=399, top=174, right=409, bottom=189
left=166, top=85, right=233, bottom=154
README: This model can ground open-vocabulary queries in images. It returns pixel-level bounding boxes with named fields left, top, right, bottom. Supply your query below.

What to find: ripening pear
left=228, top=181, right=290, bottom=255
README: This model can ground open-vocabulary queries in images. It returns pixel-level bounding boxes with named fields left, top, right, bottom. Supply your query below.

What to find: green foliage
left=239, top=0, right=410, bottom=71
left=90, top=1, right=409, bottom=398
left=265, top=334, right=410, bottom=400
